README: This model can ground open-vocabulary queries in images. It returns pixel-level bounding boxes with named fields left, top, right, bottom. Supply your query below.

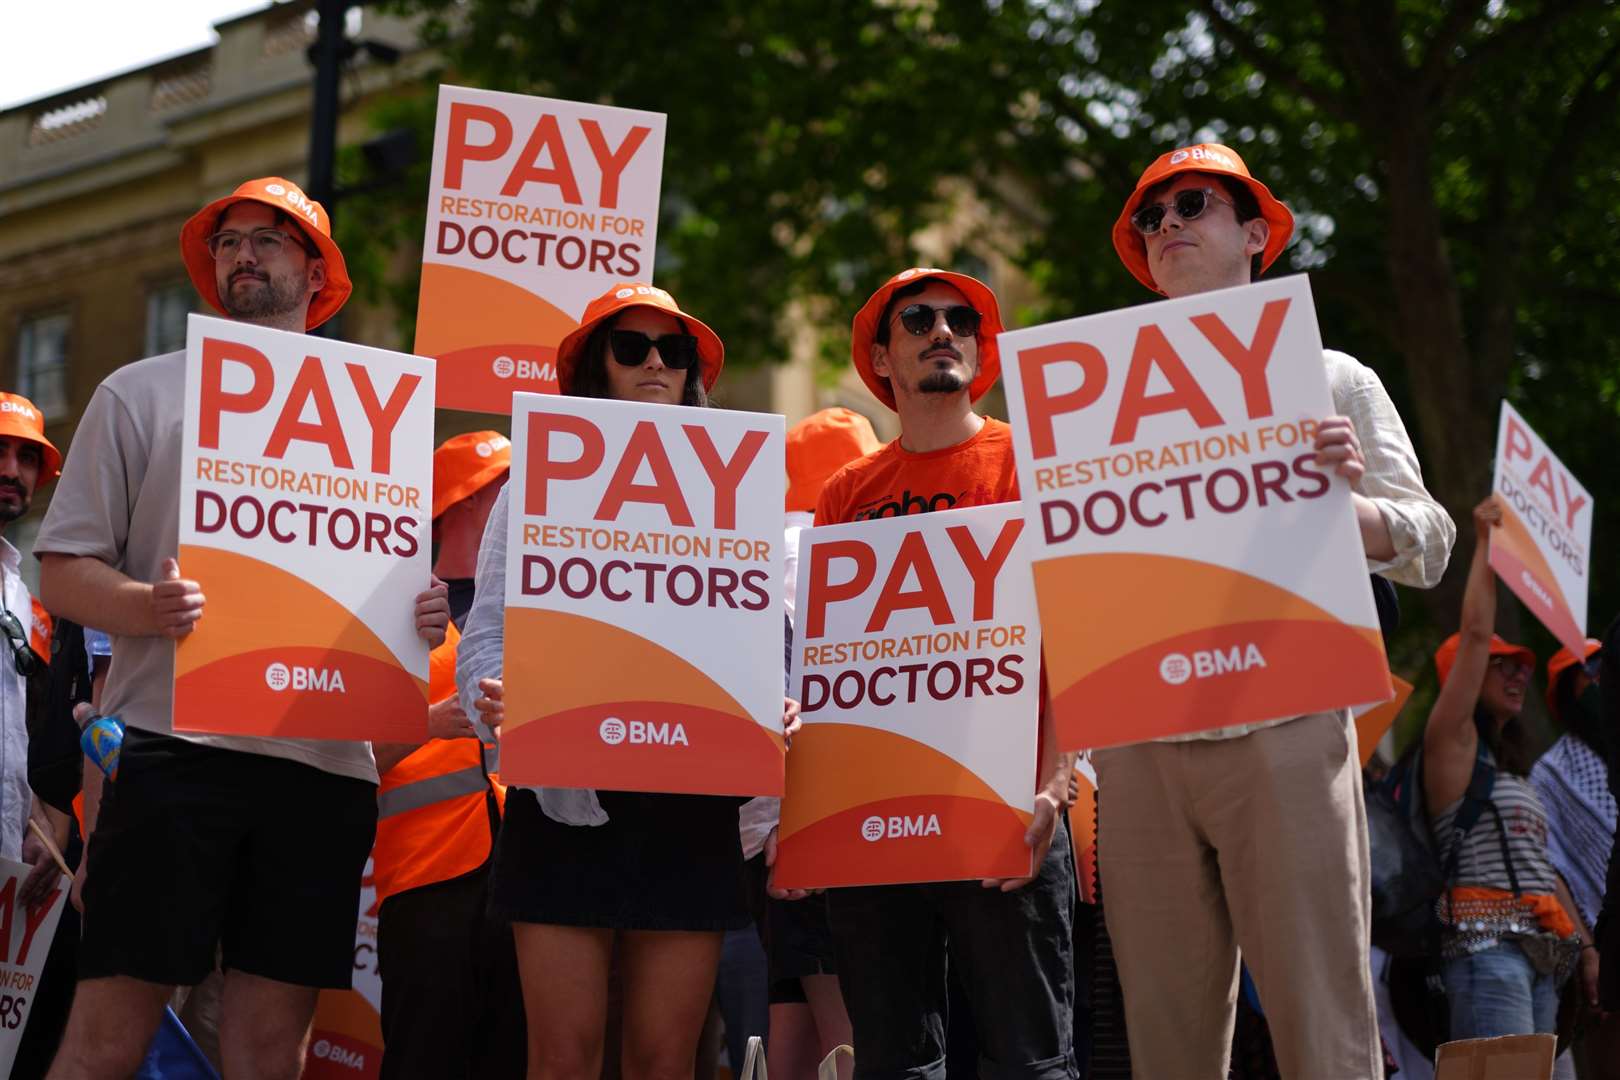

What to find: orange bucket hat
left=179, top=177, right=352, bottom=330
left=0, top=393, right=61, bottom=484
left=1434, top=632, right=1536, bottom=687
left=786, top=408, right=882, bottom=513
left=1112, top=143, right=1295, bottom=295
left=1544, top=638, right=1602, bottom=716
left=850, top=268, right=1005, bottom=411
left=432, top=431, right=512, bottom=520
left=554, top=283, right=724, bottom=396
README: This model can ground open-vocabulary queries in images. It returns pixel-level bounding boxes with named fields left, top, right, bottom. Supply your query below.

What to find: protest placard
left=0, top=857, right=66, bottom=1077
left=305, top=855, right=382, bottom=1080
left=1353, top=675, right=1413, bottom=768
left=416, top=85, right=666, bottom=412
left=176, top=314, right=435, bottom=741
left=501, top=394, right=785, bottom=794
left=1491, top=402, right=1592, bottom=656
left=774, top=503, right=1040, bottom=888
left=1071, top=754, right=1098, bottom=903
left=999, top=275, right=1390, bottom=748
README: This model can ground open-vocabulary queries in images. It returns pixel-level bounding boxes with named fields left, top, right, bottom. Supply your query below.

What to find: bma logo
left=0, top=401, right=37, bottom=421
left=491, top=356, right=555, bottom=382
left=262, top=182, right=320, bottom=225
left=475, top=435, right=510, bottom=458
left=309, top=1038, right=365, bottom=1070
left=613, top=284, right=673, bottom=303
left=264, top=662, right=347, bottom=693
left=599, top=717, right=689, bottom=747
left=861, top=814, right=942, bottom=841
left=1168, top=146, right=1236, bottom=169
left=1161, top=645, right=1267, bottom=684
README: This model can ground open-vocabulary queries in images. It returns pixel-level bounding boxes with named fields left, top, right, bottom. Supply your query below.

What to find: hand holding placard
left=151, top=557, right=205, bottom=639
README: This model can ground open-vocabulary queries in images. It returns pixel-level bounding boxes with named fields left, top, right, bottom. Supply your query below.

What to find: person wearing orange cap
left=1529, top=637, right=1617, bottom=1073
left=1091, top=143, right=1456, bottom=1078
left=806, top=268, right=1079, bottom=1079
left=0, top=393, right=60, bottom=872
left=457, top=283, right=801, bottom=1080
left=34, top=177, right=448, bottom=1080
left=1422, top=495, right=1594, bottom=1048
left=366, top=431, right=523, bottom=1080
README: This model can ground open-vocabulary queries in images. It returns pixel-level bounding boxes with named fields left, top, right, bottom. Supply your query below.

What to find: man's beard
left=918, top=370, right=968, bottom=394
left=0, top=483, right=30, bottom=525
left=219, top=270, right=305, bottom=320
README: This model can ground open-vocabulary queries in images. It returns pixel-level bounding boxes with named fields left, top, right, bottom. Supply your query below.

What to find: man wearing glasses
left=801, top=268, right=1079, bottom=1079
left=1091, top=144, right=1455, bottom=1076
left=34, top=177, right=450, bottom=1080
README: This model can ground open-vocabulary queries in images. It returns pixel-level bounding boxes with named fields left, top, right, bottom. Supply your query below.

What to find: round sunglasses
left=1130, top=187, right=1237, bottom=236
left=608, top=330, right=700, bottom=370
left=891, top=303, right=982, bottom=338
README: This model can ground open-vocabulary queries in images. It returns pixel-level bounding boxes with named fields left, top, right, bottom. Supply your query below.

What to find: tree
left=355, top=0, right=1620, bottom=658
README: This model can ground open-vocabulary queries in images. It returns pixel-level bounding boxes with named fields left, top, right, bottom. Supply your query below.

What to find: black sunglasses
left=893, top=303, right=982, bottom=338
left=1129, top=187, right=1236, bottom=235
left=608, top=330, right=700, bottom=370
left=0, top=606, right=40, bottom=678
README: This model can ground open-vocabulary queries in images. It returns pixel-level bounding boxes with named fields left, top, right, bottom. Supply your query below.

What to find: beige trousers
left=1093, top=711, right=1382, bottom=1080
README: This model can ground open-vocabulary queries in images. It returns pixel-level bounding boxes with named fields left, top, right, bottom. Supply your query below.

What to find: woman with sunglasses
left=1423, top=494, right=1592, bottom=1045
left=458, top=283, right=797, bottom=1080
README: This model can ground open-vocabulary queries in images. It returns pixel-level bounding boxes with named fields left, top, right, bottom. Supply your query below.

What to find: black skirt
left=490, top=788, right=749, bottom=932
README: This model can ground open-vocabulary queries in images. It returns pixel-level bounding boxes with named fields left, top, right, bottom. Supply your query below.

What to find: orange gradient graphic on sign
left=502, top=608, right=782, bottom=794
left=175, top=547, right=428, bottom=741
left=416, top=263, right=575, bottom=409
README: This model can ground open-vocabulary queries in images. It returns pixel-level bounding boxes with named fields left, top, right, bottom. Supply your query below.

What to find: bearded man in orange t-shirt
left=807, top=268, right=1079, bottom=1080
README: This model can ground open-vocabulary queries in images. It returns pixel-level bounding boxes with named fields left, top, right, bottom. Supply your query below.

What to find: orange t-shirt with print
left=814, top=417, right=1019, bottom=526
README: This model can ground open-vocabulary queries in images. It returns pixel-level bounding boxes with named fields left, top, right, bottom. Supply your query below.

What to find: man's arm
left=40, top=555, right=203, bottom=639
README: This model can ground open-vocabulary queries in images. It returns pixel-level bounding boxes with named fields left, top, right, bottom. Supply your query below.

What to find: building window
left=15, top=313, right=70, bottom=420
left=145, top=281, right=196, bottom=356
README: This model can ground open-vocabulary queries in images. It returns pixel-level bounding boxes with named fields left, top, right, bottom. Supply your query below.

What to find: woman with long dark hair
left=1423, top=495, right=1594, bottom=1042
left=457, top=283, right=798, bottom=1080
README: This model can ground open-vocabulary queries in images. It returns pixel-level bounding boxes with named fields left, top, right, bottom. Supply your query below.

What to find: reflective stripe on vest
left=377, top=765, right=490, bottom=820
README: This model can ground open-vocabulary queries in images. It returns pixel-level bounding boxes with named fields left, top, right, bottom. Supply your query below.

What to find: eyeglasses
left=1130, top=187, right=1237, bottom=236
left=0, top=606, right=40, bottom=678
left=205, top=228, right=310, bottom=261
left=892, top=304, right=982, bottom=338
left=608, top=330, right=700, bottom=370
left=1488, top=655, right=1531, bottom=678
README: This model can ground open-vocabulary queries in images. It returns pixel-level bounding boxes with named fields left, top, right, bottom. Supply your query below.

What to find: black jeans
left=827, top=824, right=1079, bottom=1080
left=377, top=863, right=526, bottom=1079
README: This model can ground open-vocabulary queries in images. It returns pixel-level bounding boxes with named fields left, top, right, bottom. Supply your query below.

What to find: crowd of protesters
left=0, top=137, right=1612, bottom=1080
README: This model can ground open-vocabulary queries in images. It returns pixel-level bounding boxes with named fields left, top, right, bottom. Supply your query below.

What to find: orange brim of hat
left=554, top=291, right=724, bottom=396
left=850, top=269, right=1004, bottom=411
left=180, top=194, right=352, bottom=331
left=1111, top=155, right=1294, bottom=295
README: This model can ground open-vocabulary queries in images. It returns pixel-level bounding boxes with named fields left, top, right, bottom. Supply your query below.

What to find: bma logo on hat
left=1, top=401, right=38, bottom=421
left=1170, top=146, right=1236, bottom=169
left=475, top=436, right=509, bottom=459
left=613, top=285, right=672, bottom=302
left=492, top=356, right=515, bottom=379
left=265, top=183, right=287, bottom=196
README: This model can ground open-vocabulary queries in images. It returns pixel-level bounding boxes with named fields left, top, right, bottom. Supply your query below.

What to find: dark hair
left=1473, top=706, right=1534, bottom=777
left=1553, top=660, right=1612, bottom=763
left=872, top=280, right=931, bottom=348
left=566, top=313, right=709, bottom=407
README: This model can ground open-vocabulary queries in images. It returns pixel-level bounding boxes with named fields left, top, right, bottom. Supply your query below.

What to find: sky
left=0, top=1, right=274, bottom=111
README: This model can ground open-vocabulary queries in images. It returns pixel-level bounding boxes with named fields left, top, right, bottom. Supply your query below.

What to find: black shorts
left=490, top=788, right=748, bottom=932
left=79, top=727, right=378, bottom=989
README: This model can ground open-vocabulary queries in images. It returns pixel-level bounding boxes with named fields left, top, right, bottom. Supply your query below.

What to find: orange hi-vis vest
left=372, top=623, right=506, bottom=904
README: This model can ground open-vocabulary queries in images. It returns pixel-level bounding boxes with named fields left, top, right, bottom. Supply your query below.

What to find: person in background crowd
left=458, top=282, right=801, bottom=1080
left=1423, top=496, right=1593, bottom=1043
left=1597, top=613, right=1620, bottom=1015
left=1531, top=637, right=1619, bottom=1075
left=35, top=177, right=449, bottom=1080
left=1095, top=142, right=1455, bottom=1078
left=369, top=431, right=524, bottom=1079
left=807, top=266, right=1079, bottom=1080
left=739, top=407, right=872, bottom=1080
